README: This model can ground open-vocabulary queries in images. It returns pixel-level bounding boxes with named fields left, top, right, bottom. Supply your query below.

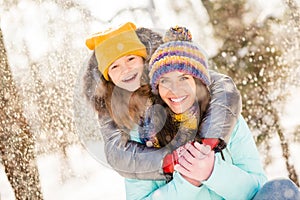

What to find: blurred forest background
left=0, top=0, right=299, bottom=199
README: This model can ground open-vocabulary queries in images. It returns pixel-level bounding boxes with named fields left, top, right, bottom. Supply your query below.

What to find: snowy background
left=0, top=0, right=300, bottom=199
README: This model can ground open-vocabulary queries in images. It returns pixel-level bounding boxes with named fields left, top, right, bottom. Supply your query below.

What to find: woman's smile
left=158, top=71, right=197, bottom=114
left=169, top=95, right=188, bottom=103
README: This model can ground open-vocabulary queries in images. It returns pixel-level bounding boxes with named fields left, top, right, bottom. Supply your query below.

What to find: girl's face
left=158, top=71, right=197, bottom=114
left=108, top=55, right=144, bottom=92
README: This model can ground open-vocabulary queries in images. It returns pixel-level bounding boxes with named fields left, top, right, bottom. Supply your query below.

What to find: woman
left=125, top=28, right=267, bottom=199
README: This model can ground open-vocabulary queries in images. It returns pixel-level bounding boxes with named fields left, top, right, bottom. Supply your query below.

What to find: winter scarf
left=139, top=101, right=200, bottom=148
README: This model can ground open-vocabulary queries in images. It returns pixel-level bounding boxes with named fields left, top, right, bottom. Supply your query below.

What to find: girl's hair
left=83, top=28, right=163, bottom=131
left=105, top=82, right=151, bottom=131
left=82, top=51, right=149, bottom=131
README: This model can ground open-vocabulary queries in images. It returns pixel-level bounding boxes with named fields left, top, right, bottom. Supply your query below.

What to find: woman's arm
left=201, top=116, right=267, bottom=199
left=125, top=117, right=267, bottom=200
left=125, top=172, right=212, bottom=200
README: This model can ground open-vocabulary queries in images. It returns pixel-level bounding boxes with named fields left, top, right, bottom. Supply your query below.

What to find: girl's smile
left=122, top=72, right=138, bottom=83
left=108, top=55, right=144, bottom=91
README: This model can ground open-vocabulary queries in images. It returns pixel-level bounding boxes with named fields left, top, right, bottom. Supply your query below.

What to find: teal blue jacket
left=125, top=116, right=267, bottom=200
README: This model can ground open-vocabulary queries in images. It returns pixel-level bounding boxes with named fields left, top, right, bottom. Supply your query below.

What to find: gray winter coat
left=83, top=27, right=242, bottom=180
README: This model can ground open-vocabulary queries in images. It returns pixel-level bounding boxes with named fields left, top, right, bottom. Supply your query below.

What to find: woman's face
left=158, top=71, right=197, bottom=114
left=108, top=55, right=144, bottom=92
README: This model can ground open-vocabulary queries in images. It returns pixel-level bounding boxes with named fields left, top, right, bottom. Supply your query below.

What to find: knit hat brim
left=150, top=62, right=210, bottom=92
left=149, top=41, right=210, bottom=93
left=95, top=32, right=147, bottom=80
left=86, top=22, right=147, bottom=80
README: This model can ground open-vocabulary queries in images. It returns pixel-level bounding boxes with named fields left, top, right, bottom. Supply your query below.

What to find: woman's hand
left=174, top=142, right=215, bottom=186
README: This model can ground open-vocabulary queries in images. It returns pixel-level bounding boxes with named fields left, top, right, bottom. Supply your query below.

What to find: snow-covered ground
left=0, top=145, right=126, bottom=200
left=0, top=138, right=299, bottom=200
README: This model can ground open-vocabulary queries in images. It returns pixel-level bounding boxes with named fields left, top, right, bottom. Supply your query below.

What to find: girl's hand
left=174, top=142, right=215, bottom=185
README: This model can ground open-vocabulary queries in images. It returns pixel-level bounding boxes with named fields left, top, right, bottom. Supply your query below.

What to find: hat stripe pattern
left=150, top=50, right=207, bottom=68
left=149, top=41, right=210, bottom=93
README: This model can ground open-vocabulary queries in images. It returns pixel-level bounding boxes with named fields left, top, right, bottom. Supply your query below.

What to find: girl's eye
left=128, top=56, right=136, bottom=61
left=110, top=65, right=118, bottom=70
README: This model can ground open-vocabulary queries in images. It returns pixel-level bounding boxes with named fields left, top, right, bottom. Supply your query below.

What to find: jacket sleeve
left=200, top=70, right=242, bottom=141
left=100, top=115, right=195, bottom=180
left=202, top=116, right=267, bottom=199
left=99, top=115, right=167, bottom=180
left=125, top=172, right=212, bottom=200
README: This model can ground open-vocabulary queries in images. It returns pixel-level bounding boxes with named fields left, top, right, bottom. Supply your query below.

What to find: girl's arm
left=200, top=70, right=242, bottom=141
left=99, top=115, right=193, bottom=180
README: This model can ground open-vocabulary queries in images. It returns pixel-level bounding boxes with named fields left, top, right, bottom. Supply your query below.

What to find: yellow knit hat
left=85, top=22, right=147, bottom=80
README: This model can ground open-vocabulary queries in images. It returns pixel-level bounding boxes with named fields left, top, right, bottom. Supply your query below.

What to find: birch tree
left=0, top=26, right=43, bottom=200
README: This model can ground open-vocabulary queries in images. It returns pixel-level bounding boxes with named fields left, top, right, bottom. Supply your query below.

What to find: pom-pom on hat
left=149, top=26, right=210, bottom=93
left=85, top=22, right=147, bottom=80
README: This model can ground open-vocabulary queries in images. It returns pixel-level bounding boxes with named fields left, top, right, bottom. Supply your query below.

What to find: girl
left=83, top=22, right=241, bottom=180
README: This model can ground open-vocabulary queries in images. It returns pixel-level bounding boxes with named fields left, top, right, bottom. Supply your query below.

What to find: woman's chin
left=169, top=106, right=185, bottom=114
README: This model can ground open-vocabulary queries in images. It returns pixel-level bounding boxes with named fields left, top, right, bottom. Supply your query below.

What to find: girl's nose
left=121, top=62, right=132, bottom=72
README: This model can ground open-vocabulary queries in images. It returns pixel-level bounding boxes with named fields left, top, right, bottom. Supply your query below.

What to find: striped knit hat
left=149, top=26, right=210, bottom=93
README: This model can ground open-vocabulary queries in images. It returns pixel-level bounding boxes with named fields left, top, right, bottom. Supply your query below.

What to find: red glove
left=162, top=138, right=221, bottom=174
left=200, top=138, right=220, bottom=149
left=162, top=146, right=181, bottom=174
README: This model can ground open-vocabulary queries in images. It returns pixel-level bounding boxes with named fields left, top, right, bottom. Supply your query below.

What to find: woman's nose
left=168, top=82, right=180, bottom=94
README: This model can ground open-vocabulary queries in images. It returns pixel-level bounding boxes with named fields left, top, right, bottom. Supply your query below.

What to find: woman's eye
left=159, top=79, right=166, bottom=84
left=159, top=79, right=172, bottom=88
left=180, top=76, right=189, bottom=81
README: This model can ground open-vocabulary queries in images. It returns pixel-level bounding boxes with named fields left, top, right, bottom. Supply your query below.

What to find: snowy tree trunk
left=0, top=27, right=43, bottom=199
